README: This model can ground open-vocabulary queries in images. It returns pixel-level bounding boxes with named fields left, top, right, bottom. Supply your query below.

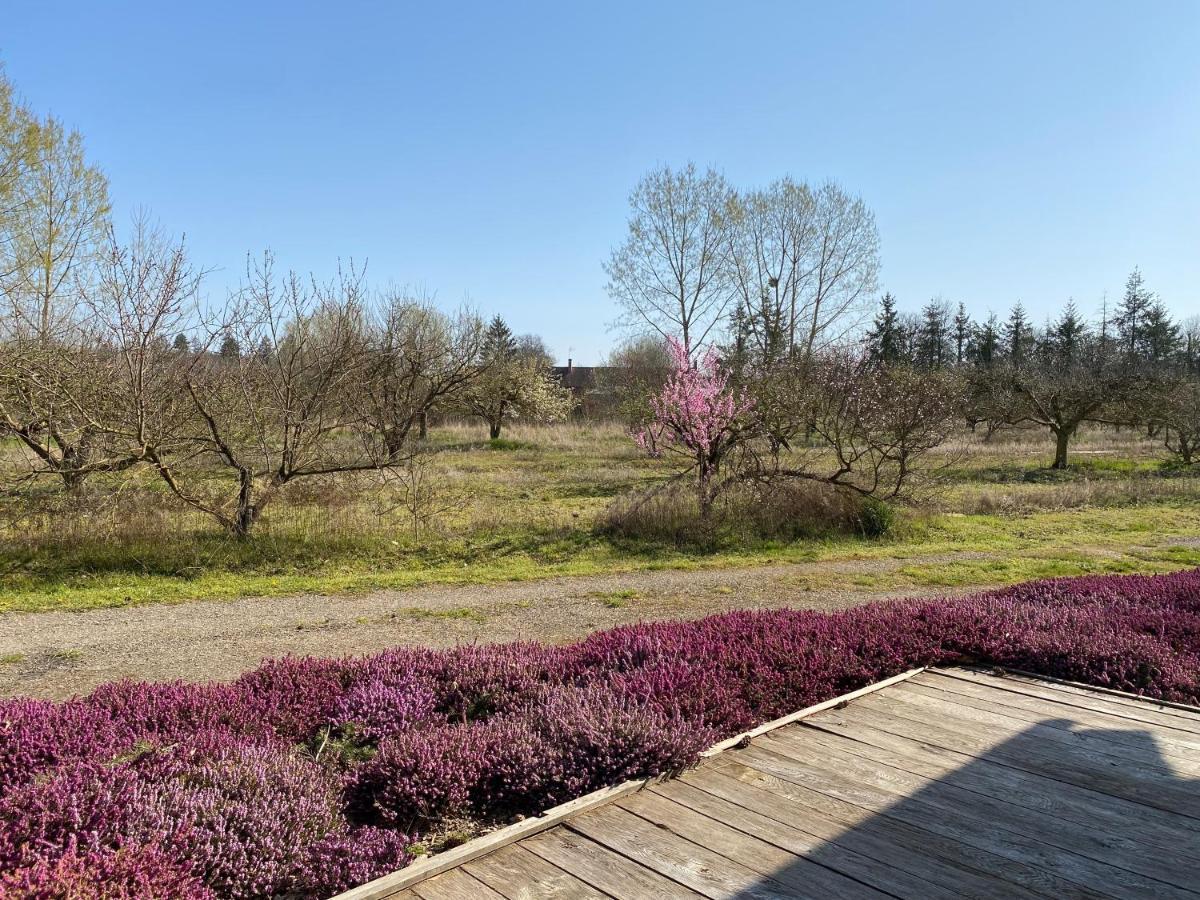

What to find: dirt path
left=0, top=553, right=994, bottom=699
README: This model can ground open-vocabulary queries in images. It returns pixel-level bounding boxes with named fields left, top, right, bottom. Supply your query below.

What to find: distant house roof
left=551, top=361, right=617, bottom=391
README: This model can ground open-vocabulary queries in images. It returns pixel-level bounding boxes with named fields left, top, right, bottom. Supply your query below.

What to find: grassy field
left=1, top=422, right=1198, bottom=614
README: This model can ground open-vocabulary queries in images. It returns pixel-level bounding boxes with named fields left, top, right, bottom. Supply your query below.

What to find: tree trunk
left=697, top=457, right=713, bottom=519
left=489, top=420, right=502, bottom=440
left=1051, top=426, right=1072, bottom=469
left=231, top=470, right=260, bottom=538
left=418, top=411, right=428, bottom=440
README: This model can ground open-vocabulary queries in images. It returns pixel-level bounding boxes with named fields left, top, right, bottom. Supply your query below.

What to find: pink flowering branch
left=633, top=337, right=754, bottom=515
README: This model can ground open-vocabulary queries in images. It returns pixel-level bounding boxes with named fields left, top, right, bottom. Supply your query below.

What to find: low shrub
left=0, top=842, right=215, bottom=900
left=0, top=568, right=1197, bottom=898
left=598, top=480, right=883, bottom=548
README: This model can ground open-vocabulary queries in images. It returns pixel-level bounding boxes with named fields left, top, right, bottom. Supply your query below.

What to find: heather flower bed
left=2, top=570, right=1198, bottom=899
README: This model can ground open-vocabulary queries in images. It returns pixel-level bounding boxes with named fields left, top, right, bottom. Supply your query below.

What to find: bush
left=599, top=480, right=881, bottom=548
left=0, top=842, right=215, bottom=900
left=856, top=495, right=895, bottom=537
left=2, top=568, right=1198, bottom=898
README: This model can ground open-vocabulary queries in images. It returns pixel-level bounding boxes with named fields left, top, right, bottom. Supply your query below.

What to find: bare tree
left=145, top=256, right=385, bottom=537
left=1160, top=378, right=1200, bottom=465
left=797, top=182, right=880, bottom=363
left=599, top=334, right=671, bottom=431
left=0, top=100, right=114, bottom=490
left=88, top=217, right=205, bottom=469
left=725, top=178, right=819, bottom=365
left=747, top=351, right=961, bottom=498
left=605, top=163, right=735, bottom=352
left=989, top=352, right=1136, bottom=470
left=360, top=291, right=483, bottom=458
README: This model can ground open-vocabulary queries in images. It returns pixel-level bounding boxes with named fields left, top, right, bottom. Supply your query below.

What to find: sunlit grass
left=0, top=420, right=1196, bottom=613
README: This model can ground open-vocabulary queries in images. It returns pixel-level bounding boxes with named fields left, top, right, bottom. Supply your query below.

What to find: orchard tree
left=460, top=316, right=574, bottom=439
left=146, top=256, right=383, bottom=537
left=0, top=81, right=116, bottom=491
left=360, top=292, right=483, bottom=456
left=600, top=334, right=671, bottom=431
left=1160, top=379, right=1200, bottom=465
left=633, top=337, right=753, bottom=517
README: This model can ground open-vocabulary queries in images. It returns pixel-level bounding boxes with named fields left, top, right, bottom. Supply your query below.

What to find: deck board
left=347, top=668, right=1200, bottom=899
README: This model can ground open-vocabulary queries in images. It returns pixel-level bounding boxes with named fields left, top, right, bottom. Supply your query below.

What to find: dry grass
left=0, top=419, right=1197, bottom=612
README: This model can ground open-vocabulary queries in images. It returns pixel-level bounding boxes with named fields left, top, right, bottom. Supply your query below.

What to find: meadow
left=1, top=420, right=1198, bottom=616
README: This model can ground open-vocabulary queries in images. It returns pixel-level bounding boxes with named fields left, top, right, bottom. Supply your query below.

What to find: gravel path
left=0, top=553, right=993, bottom=699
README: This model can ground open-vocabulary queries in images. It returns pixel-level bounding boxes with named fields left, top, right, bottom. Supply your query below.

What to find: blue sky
left=4, top=1, right=1197, bottom=362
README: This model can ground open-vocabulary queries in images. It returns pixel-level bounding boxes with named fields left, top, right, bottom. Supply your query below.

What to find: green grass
left=1, top=421, right=1197, bottom=614
left=0, top=500, right=1197, bottom=613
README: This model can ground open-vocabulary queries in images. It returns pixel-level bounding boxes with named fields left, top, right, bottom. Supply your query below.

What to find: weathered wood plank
left=462, top=844, right=609, bottom=899
left=655, top=773, right=976, bottom=900
left=798, top=714, right=1200, bottom=864
left=708, top=755, right=1076, bottom=899
left=945, top=668, right=1200, bottom=733
left=330, top=778, right=655, bottom=898
left=888, top=681, right=1200, bottom=774
left=849, top=692, right=1200, bottom=817
left=617, top=789, right=892, bottom=899
left=343, top=669, right=1200, bottom=900
left=522, top=829, right=703, bottom=899
left=758, top=727, right=1200, bottom=895
left=680, top=765, right=1042, bottom=900
left=915, top=672, right=1200, bottom=758
left=566, top=803, right=796, bottom=899
left=411, top=868, right=507, bottom=900
left=724, top=745, right=1119, bottom=899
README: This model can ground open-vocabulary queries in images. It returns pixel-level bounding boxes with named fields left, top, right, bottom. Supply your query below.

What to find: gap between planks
left=328, top=667, right=927, bottom=899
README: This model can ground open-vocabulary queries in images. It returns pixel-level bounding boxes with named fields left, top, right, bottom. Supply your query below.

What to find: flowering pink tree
left=634, top=337, right=754, bottom=516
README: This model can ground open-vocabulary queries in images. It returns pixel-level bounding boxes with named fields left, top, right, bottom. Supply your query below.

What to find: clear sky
left=4, top=1, right=1197, bottom=362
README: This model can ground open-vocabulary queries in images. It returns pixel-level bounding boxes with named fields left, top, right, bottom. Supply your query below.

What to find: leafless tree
left=605, top=163, right=735, bottom=352
left=0, top=99, right=114, bottom=490
left=87, top=217, right=205, bottom=467
left=360, top=291, right=483, bottom=457
left=1159, top=378, right=1200, bottom=465
left=599, top=334, right=671, bottom=431
left=986, top=353, right=1138, bottom=469
left=726, top=177, right=818, bottom=364
left=745, top=352, right=961, bottom=498
left=145, top=255, right=385, bottom=537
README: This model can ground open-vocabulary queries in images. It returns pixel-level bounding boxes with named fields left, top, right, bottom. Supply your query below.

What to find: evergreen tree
left=865, top=293, right=903, bottom=366
left=219, top=333, right=241, bottom=360
left=1046, top=300, right=1087, bottom=362
left=1141, top=301, right=1180, bottom=365
left=1116, top=267, right=1153, bottom=357
left=972, top=313, right=1001, bottom=367
left=172, top=333, right=190, bottom=352
left=1003, top=303, right=1033, bottom=361
left=254, top=336, right=274, bottom=363
left=481, top=315, right=517, bottom=364
left=952, top=302, right=971, bottom=365
left=915, top=299, right=951, bottom=369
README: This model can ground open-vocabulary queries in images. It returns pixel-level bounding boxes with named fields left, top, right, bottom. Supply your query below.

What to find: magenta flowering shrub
left=536, top=683, right=715, bottom=795
left=0, top=568, right=1197, bottom=898
left=0, top=841, right=215, bottom=900
left=348, top=723, right=482, bottom=828
left=330, top=674, right=437, bottom=743
left=291, top=826, right=413, bottom=898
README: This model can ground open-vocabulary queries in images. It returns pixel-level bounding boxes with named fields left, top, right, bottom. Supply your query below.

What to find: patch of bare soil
left=0, top=553, right=992, bottom=699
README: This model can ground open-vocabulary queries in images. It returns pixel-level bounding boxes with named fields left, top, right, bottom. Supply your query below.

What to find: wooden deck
left=343, top=668, right=1200, bottom=899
